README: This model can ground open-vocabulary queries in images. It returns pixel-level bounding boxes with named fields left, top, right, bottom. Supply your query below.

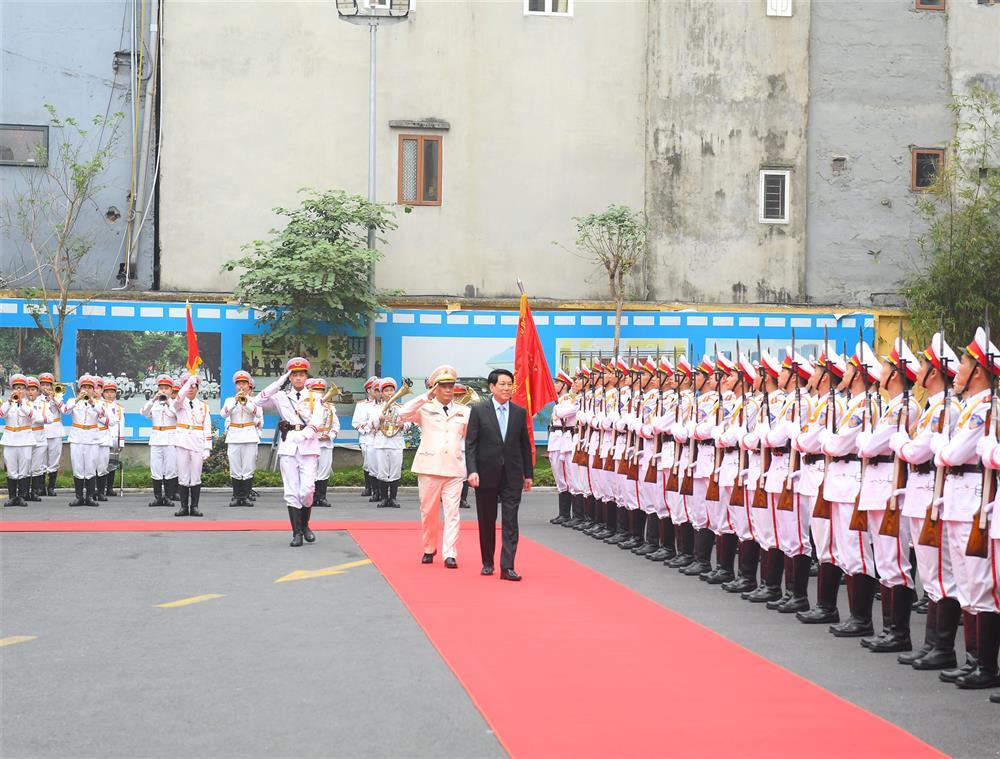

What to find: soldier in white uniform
left=309, top=377, right=340, bottom=508
left=2, top=374, right=34, bottom=507
left=38, top=373, right=64, bottom=496
left=373, top=377, right=409, bottom=509
left=62, top=375, right=107, bottom=507
left=98, top=379, right=126, bottom=499
left=976, top=416, right=1000, bottom=703
left=173, top=374, right=213, bottom=517
left=353, top=376, right=379, bottom=498
left=25, top=377, right=47, bottom=501
left=548, top=369, right=577, bottom=525
left=141, top=374, right=179, bottom=507
left=221, top=370, right=261, bottom=507
left=256, top=357, right=326, bottom=547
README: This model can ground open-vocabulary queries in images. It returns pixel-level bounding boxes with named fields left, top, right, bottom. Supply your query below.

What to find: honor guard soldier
left=701, top=353, right=738, bottom=581
left=976, top=414, right=1000, bottom=702
left=62, top=375, right=107, bottom=507
left=548, top=369, right=577, bottom=524
left=397, top=365, right=471, bottom=566
left=631, top=357, right=666, bottom=557
left=935, top=327, right=1000, bottom=690
left=173, top=374, right=213, bottom=517
left=641, top=357, right=678, bottom=562
left=662, top=356, right=696, bottom=566
left=257, top=357, right=326, bottom=547
left=25, top=377, right=47, bottom=501
left=353, top=376, right=380, bottom=498
left=891, top=333, right=962, bottom=666
left=221, top=370, right=262, bottom=507
left=309, top=378, right=340, bottom=508
left=142, top=375, right=179, bottom=507
left=38, top=373, right=64, bottom=496
left=2, top=374, right=34, bottom=506
left=98, top=379, right=126, bottom=500
left=374, top=377, right=410, bottom=509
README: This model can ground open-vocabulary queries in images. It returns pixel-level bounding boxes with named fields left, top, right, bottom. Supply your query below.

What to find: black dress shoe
left=897, top=642, right=933, bottom=665
left=777, top=596, right=810, bottom=614
left=444, top=557, right=458, bottom=569
left=955, top=668, right=1000, bottom=690
left=667, top=553, right=694, bottom=569
left=481, top=565, right=494, bottom=576
left=500, top=569, right=522, bottom=581
left=646, top=547, right=673, bottom=562
left=707, top=569, right=735, bottom=586
left=723, top=576, right=757, bottom=594
left=939, top=658, right=977, bottom=683
left=829, top=617, right=875, bottom=637
left=766, top=592, right=793, bottom=610
left=421, top=553, right=435, bottom=564
left=868, top=632, right=912, bottom=653
left=746, top=585, right=783, bottom=604
left=911, top=648, right=958, bottom=670
left=797, top=606, right=840, bottom=624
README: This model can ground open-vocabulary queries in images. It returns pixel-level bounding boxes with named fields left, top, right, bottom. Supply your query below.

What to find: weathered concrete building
left=3, top=0, right=998, bottom=307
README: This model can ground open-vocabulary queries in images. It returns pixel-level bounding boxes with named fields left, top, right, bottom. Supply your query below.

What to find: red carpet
left=351, top=528, right=946, bottom=759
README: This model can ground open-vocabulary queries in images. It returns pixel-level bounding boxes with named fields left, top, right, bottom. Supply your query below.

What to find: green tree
left=903, top=85, right=1000, bottom=343
left=0, top=105, right=124, bottom=377
left=570, top=205, right=647, bottom=356
left=222, top=189, right=398, bottom=356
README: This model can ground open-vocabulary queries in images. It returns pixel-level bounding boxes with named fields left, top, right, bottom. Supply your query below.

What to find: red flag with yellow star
left=513, top=292, right=557, bottom=463
left=185, top=301, right=202, bottom=375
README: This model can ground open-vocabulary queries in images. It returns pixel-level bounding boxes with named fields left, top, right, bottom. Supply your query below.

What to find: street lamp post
left=336, top=0, right=410, bottom=377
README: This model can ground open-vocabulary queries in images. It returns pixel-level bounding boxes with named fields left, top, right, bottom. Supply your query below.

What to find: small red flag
left=512, top=292, right=557, bottom=464
left=185, top=301, right=202, bottom=375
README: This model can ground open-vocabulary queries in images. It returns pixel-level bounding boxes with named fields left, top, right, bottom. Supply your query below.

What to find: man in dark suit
left=465, top=369, right=534, bottom=581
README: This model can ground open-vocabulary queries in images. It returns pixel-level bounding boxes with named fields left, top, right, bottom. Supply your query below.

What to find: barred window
left=911, top=149, right=944, bottom=191
left=758, top=170, right=790, bottom=224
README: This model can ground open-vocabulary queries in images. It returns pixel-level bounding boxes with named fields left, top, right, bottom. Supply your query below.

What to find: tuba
left=379, top=379, right=413, bottom=437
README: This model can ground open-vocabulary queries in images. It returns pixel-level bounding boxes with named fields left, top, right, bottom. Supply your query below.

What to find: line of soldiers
left=547, top=327, right=999, bottom=704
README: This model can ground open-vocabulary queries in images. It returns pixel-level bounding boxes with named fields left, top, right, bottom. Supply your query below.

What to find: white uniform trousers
left=865, top=509, right=913, bottom=588
left=45, top=438, right=62, bottom=473
left=909, top=516, right=957, bottom=602
left=727, top=488, right=756, bottom=542
left=707, top=489, right=734, bottom=535
left=550, top=450, right=571, bottom=493
left=570, top=461, right=590, bottom=496
left=31, top=443, right=47, bottom=476
left=811, top=511, right=836, bottom=566
left=686, top=479, right=710, bottom=529
left=279, top=453, right=317, bottom=510
left=97, top=446, right=111, bottom=477
left=610, top=470, right=626, bottom=506
left=227, top=442, right=257, bottom=481
left=638, top=467, right=664, bottom=516
left=830, top=501, right=875, bottom=577
left=176, top=448, right=204, bottom=487
left=3, top=446, right=33, bottom=478
left=622, top=473, right=640, bottom=511
left=588, top=463, right=606, bottom=501
left=749, top=493, right=778, bottom=551
left=668, top=490, right=690, bottom=525
left=418, top=474, right=463, bottom=559
left=316, top=447, right=333, bottom=482
left=69, top=443, right=99, bottom=479
left=946, top=520, right=999, bottom=614
left=776, top=494, right=813, bottom=557
left=361, top=442, right=373, bottom=474
left=149, top=445, right=177, bottom=480
left=375, top=448, right=403, bottom=482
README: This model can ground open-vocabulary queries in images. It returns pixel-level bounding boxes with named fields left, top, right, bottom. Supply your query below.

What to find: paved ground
left=2, top=488, right=997, bottom=758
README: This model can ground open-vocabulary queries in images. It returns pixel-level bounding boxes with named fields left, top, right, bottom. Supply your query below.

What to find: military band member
left=173, top=374, right=213, bottom=517
left=397, top=365, right=470, bottom=567
left=548, top=369, right=576, bottom=525
left=98, top=379, right=126, bottom=500
left=353, top=376, right=379, bottom=498
left=221, top=370, right=262, bottom=507
left=2, top=374, right=34, bottom=507
left=374, top=377, right=409, bottom=509
left=310, top=377, right=341, bottom=508
left=26, top=377, right=47, bottom=501
left=62, top=375, right=108, bottom=507
left=256, top=357, right=325, bottom=547
left=141, top=374, right=179, bottom=507
left=39, top=373, right=64, bottom=496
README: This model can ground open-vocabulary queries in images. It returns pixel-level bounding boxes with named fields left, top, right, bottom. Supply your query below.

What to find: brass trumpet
left=321, top=381, right=342, bottom=404
left=54, top=382, right=66, bottom=395
left=10, top=390, right=22, bottom=403
left=236, top=389, right=249, bottom=404
left=379, top=379, right=413, bottom=437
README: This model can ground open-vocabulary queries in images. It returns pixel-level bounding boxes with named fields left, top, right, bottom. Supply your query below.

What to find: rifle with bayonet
left=849, top=325, right=872, bottom=533
left=967, top=310, right=996, bottom=558
left=813, top=328, right=834, bottom=519
left=880, top=318, right=909, bottom=538
left=679, top=360, right=701, bottom=497
left=730, top=341, right=749, bottom=507
left=644, top=363, right=664, bottom=484
left=752, top=335, right=771, bottom=509
left=705, top=342, right=724, bottom=502
left=777, top=330, right=800, bottom=512
left=919, top=319, right=951, bottom=549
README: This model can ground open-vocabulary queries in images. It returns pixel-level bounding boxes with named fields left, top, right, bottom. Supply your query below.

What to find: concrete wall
left=805, top=0, right=953, bottom=307
left=644, top=0, right=811, bottom=305
left=947, top=0, right=1000, bottom=159
left=158, top=0, right=647, bottom=299
left=0, top=1, right=155, bottom=290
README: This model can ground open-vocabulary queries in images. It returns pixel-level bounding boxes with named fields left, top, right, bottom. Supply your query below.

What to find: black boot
left=862, top=583, right=895, bottom=648
left=104, top=471, right=115, bottom=496
left=590, top=500, right=613, bottom=538
left=362, top=471, right=372, bottom=498
left=746, top=548, right=785, bottom=602
left=4, top=478, right=19, bottom=507
left=900, top=599, right=939, bottom=664
left=605, top=506, right=631, bottom=544
left=18, top=477, right=33, bottom=505
left=302, top=506, right=316, bottom=543
left=767, top=555, right=795, bottom=610
left=29, top=474, right=45, bottom=500
left=941, top=611, right=980, bottom=682
left=620, top=510, right=646, bottom=550
left=777, top=555, right=813, bottom=613
left=174, top=486, right=190, bottom=517
left=229, top=477, right=240, bottom=507
left=798, top=563, right=843, bottom=623
left=84, top=477, right=99, bottom=506
left=68, top=477, right=85, bottom=506
left=551, top=490, right=572, bottom=525
left=647, top=517, right=676, bottom=562
left=830, top=574, right=877, bottom=637
left=288, top=506, right=303, bottom=547
left=148, top=479, right=166, bottom=507
left=46, top=471, right=58, bottom=496
left=869, top=586, right=914, bottom=653
left=723, top=540, right=759, bottom=593
left=633, top=512, right=660, bottom=556
left=388, top=480, right=401, bottom=508
left=956, top=612, right=1000, bottom=690
left=167, top=477, right=180, bottom=502
left=913, top=597, right=961, bottom=670
left=707, top=533, right=738, bottom=584
left=577, top=495, right=596, bottom=531
left=189, top=485, right=203, bottom=517
left=369, top=478, right=383, bottom=503
left=243, top=478, right=255, bottom=506
left=94, top=474, right=108, bottom=501
left=314, top=480, right=331, bottom=507
left=681, top=528, right=715, bottom=575
left=667, top=522, right=695, bottom=568
left=564, top=493, right=585, bottom=528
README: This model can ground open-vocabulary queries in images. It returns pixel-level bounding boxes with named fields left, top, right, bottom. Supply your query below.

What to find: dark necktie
left=442, top=405, right=449, bottom=416
left=189, top=400, right=193, bottom=410
left=295, top=391, right=301, bottom=401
